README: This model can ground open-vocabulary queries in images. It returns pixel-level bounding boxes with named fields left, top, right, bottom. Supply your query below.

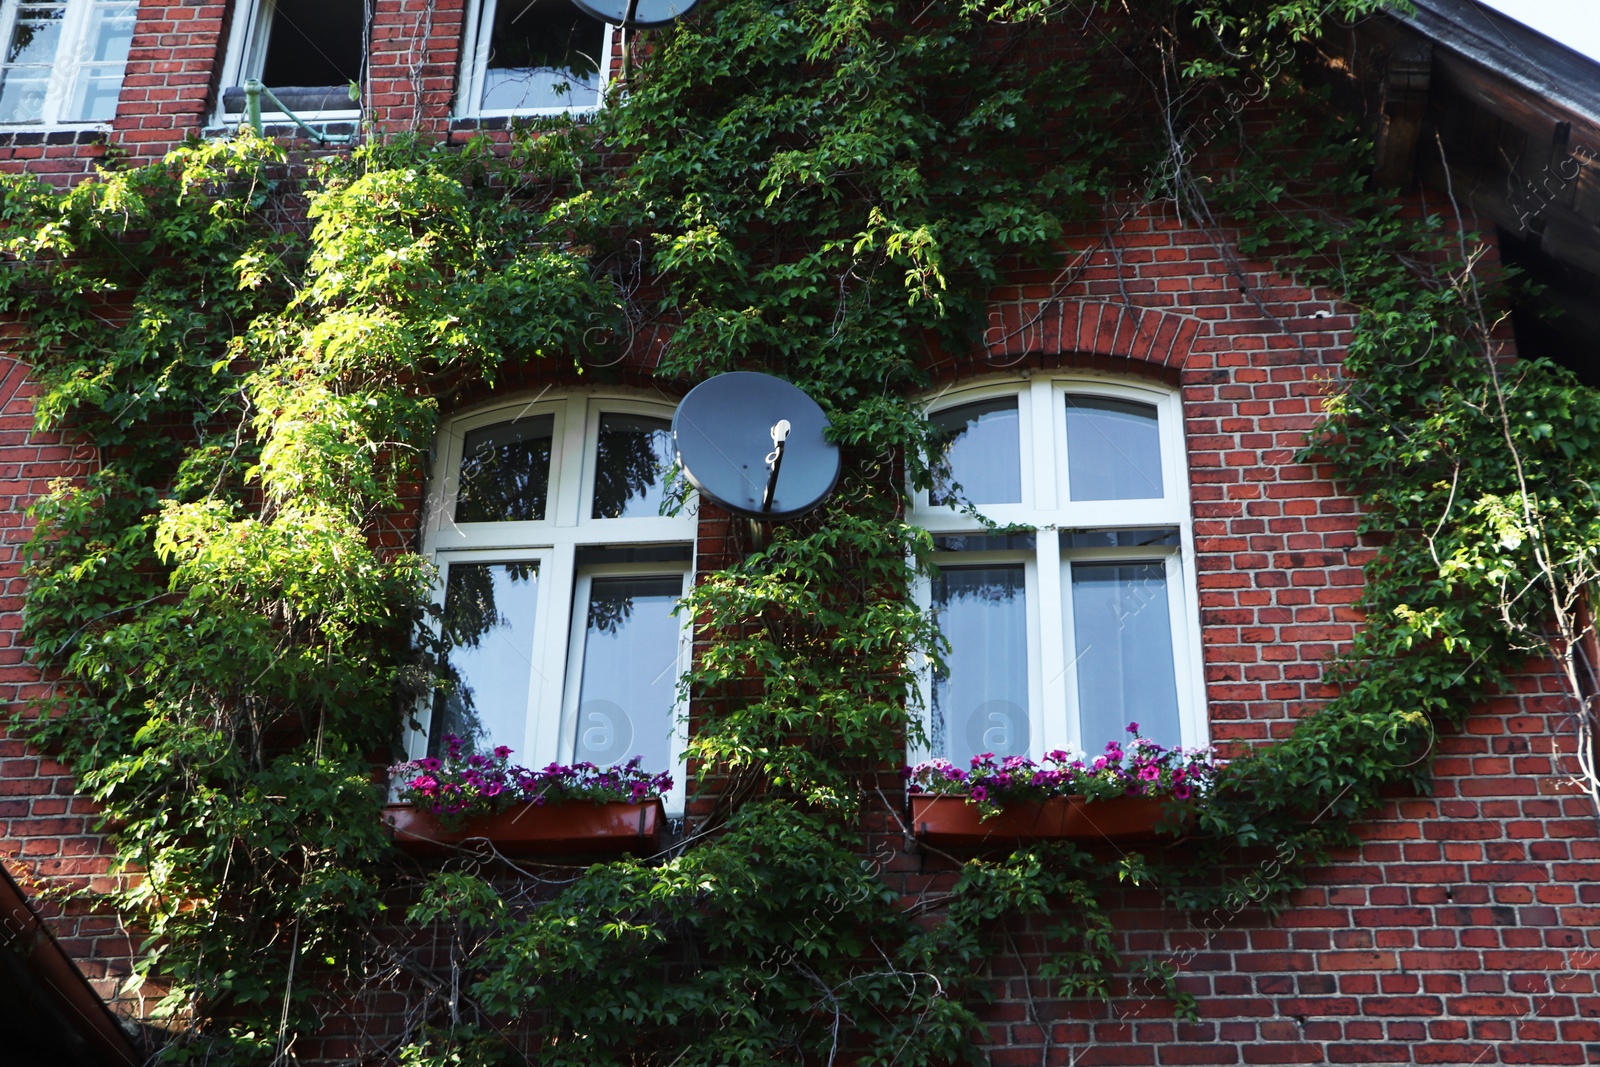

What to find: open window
left=0, top=0, right=135, bottom=126
left=219, top=0, right=365, bottom=120
left=414, top=395, right=694, bottom=812
left=912, top=378, right=1205, bottom=766
left=457, top=0, right=611, bottom=117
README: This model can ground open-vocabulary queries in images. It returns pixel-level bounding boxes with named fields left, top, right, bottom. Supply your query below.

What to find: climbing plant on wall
left=5, top=0, right=1596, bottom=1063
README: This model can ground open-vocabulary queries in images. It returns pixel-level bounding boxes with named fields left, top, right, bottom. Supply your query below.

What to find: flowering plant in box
left=389, top=736, right=673, bottom=829
left=904, top=723, right=1216, bottom=820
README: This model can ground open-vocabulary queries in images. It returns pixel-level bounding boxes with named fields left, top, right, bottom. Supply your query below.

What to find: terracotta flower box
left=908, top=793, right=1183, bottom=847
left=383, top=798, right=665, bottom=856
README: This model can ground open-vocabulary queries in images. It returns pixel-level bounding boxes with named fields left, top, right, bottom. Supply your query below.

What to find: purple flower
left=1126, top=722, right=1140, bottom=735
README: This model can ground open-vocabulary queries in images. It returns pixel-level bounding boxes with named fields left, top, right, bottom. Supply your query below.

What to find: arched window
left=910, top=376, right=1205, bottom=764
left=410, top=394, right=694, bottom=810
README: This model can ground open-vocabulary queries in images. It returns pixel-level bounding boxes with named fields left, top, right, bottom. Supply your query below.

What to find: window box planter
left=908, top=793, right=1183, bottom=847
left=383, top=798, right=665, bottom=856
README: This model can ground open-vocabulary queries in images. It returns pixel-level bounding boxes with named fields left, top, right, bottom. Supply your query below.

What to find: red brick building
left=1, top=0, right=1598, bottom=1063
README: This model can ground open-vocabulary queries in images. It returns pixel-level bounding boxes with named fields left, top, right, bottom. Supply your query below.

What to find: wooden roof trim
left=1402, top=0, right=1600, bottom=128
left=0, top=862, right=143, bottom=1066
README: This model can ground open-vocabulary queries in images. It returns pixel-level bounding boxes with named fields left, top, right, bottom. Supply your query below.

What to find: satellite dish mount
left=673, top=373, right=841, bottom=549
left=569, top=0, right=699, bottom=29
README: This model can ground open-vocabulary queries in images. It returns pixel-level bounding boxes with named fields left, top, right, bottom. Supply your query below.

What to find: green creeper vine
left=2, top=0, right=1596, bottom=1063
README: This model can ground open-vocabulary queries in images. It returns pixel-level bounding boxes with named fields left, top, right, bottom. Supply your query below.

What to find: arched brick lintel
left=984, top=300, right=1204, bottom=370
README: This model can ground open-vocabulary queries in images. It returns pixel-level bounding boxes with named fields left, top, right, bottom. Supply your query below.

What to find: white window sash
left=1058, top=546, right=1189, bottom=756
left=910, top=550, right=1043, bottom=766
left=455, top=0, right=615, bottom=119
left=404, top=546, right=567, bottom=764
left=214, top=0, right=363, bottom=125
left=0, top=0, right=128, bottom=127
left=910, top=375, right=1206, bottom=764
left=414, top=393, right=696, bottom=812
left=559, top=563, right=691, bottom=813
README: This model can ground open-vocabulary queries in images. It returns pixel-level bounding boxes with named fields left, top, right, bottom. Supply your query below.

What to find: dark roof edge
left=0, top=862, right=144, bottom=1067
left=1400, top=0, right=1600, bottom=126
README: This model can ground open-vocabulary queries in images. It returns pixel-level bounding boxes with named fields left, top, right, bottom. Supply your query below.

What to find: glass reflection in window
left=455, top=416, right=553, bottom=522
left=571, top=575, right=681, bottom=769
left=1068, top=561, right=1179, bottom=750
left=431, top=562, right=540, bottom=756
left=930, top=398, right=1021, bottom=507
left=1064, top=396, right=1163, bottom=501
left=0, top=3, right=63, bottom=122
left=593, top=414, right=675, bottom=519
left=479, top=0, right=603, bottom=111
left=931, top=565, right=1029, bottom=761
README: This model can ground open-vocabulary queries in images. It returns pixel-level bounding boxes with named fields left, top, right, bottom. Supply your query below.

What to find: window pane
left=593, top=414, right=675, bottom=519
left=0, top=72, right=49, bottom=122
left=6, top=5, right=63, bottom=65
left=1064, top=396, right=1163, bottom=501
left=431, top=562, right=540, bottom=756
left=1069, top=562, right=1180, bottom=751
left=66, top=0, right=134, bottom=121
left=929, top=398, right=1021, bottom=506
left=480, top=0, right=604, bottom=111
left=571, top=576, right=681, bottom=771
left=931, top=565, right=1029, bottom=762
left=455, top=416, right=553, bottom=522
left=259, top=0, right=364, bottom=88
left=0, top=4, right=63, bottom=123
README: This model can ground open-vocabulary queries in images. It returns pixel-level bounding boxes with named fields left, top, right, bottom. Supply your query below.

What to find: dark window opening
left=1498, top=226, right=1600, bottom=388
left=260, top=0, right=364, bottom=88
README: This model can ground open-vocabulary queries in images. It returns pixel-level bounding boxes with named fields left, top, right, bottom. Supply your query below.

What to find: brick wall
left=956, top=670, right=1597, bottom=1067
left=112, top=0, right=228, bottom=161
left=0, top=357, right=148, bottom=1021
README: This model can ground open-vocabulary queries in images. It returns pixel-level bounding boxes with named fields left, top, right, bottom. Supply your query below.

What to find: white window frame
left=455, top=0, right=614, bottom=119
left=215, top=0, right=364, bottom=125
left=909, top=374, right=1206, bottom=763
left=0, top=0, right=135, bottom=128
left=410, top=393, right=696, bottom=814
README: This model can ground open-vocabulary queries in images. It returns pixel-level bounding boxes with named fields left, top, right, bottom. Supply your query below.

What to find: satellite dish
left=569, top=0, right=699, bottom=28
left=673, top=372, right=840, bottom=521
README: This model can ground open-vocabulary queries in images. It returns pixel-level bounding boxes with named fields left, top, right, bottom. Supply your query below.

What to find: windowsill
left=205, top=118, right=360, bottom=142
left=219, top=110, right=360, bottom=124
left=0, top=126, right=112, bottom=145
left=450, top=110, right=599, bottom=131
